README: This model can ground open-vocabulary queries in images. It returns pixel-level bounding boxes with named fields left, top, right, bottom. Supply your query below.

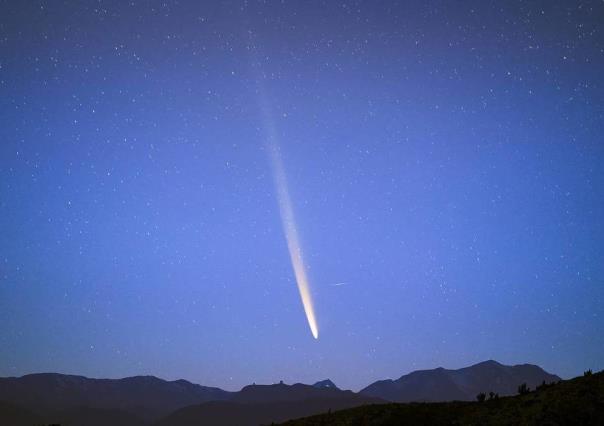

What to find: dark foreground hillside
left=282, top=371, right=604, bottom=426
left=156, top=392, right=384, bottom=426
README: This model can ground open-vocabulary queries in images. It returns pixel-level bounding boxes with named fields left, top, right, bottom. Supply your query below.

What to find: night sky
left=1, top=1, right=603, bottom=392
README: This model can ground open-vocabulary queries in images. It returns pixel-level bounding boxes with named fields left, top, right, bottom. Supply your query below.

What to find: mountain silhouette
left=0, top=374, right=379, bottom=425
left=0, top=373, right=231, bottom=422
left=232, top=381, right=351, bottom=404
left=282, top=370, right=604, bottom=426
left=156, top=383, right=383, bottom=426
left=0, top=360, right=562, bottom=425
left=360, top=360, right=561, bottom=402
left=312, top=379, right=338, bottom=389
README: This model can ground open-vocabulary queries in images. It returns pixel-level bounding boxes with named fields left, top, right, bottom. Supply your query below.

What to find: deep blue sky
left=1, top=0, right=603, bottom=391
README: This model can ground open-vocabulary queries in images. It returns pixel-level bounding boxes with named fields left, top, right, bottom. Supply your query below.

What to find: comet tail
left=267, top=144, right=319, bottom=339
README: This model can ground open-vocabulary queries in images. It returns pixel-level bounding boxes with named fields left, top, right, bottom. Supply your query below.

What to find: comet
left=267, top=143, right=319, bottom=339
left=254, top=68, right=319, bottom=339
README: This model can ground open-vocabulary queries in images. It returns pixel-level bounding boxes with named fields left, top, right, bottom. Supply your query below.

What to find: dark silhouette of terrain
left=0, top=360, right=567, bottom=425
left=312, top=379, right=338, bottom=389
left=157, top=389, right=383, bottom=426
left=0, top=401, right=41, bottom=426
left=0, top=373, right=231, bottom=422
left=232, top=382, right=352, bottom=404
left=0, top=375, right=377, bottom=426
left=0, top=401, right=146, bottom=426
left=281, top=370, right=604, bottom=425
left=51, top=406, right=147, bottom=426
left=360, top=360, right=560, bottom=402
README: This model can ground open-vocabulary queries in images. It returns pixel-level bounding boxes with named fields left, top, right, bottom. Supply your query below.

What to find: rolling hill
left=0, top=360, right=566, bottom=425
left=360, top=360, right=560, bottom=402
left=0, top=373, right=231, bottom=422
left=156, top=384, right=384, bottom=426
left=281, top=370, right=604, bottom=426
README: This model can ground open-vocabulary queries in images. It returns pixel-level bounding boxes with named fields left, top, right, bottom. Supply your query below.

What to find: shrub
left=518, top=383, right=530, bottom=395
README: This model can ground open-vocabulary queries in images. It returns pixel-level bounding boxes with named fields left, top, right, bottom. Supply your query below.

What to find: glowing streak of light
left=255, top=78, right=319, bottom=339
left=267, top=144, right=319, bottom=339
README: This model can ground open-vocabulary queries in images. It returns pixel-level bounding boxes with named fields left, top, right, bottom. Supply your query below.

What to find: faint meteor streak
left=253, top=65, right=319, bottom=339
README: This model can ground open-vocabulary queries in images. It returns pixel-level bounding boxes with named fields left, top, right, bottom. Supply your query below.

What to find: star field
left=0, top=0, right=603, bottom=391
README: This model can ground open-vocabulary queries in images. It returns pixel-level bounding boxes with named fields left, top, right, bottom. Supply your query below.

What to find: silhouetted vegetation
left=476, top=392, right=486, bottom=402
left=584, top=369, right=593, bottom=377
left=517, top=382, right=530, bottom=395
left=281, top=370, right=604, bottom=426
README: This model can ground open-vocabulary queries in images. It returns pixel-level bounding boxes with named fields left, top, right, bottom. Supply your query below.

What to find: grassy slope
left=281, top=371, right=604, bottom=426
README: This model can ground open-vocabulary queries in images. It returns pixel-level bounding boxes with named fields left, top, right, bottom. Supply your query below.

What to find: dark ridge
left=281, top=370, right=604, bottom=425
left=360, top=360, right=560, bottom=402
left=0, top=373, right=232, bottom=422
left=313, top=379, right=338, bottom=389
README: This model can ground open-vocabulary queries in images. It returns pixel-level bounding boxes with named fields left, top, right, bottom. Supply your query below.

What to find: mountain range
left=0, top=360, right=560, bottom=425
left=283, top=370, right=603, bottom=426
left=0, top=373, right=231, bottom=421
left=360, top=360, right=561, bottom=402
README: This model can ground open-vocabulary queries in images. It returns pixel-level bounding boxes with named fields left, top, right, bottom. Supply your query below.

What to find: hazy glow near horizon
left=267, top=143, right=319, bottom=339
